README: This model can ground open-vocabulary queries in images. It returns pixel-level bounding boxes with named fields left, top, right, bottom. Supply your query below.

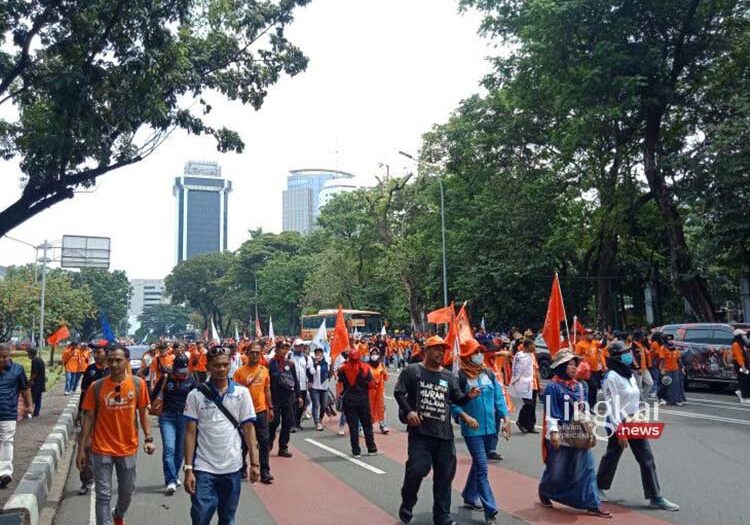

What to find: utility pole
left=38, top=240, right=49, bottom=350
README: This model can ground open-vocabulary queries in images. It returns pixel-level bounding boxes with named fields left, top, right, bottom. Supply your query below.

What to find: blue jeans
left=190, top=470, right=241, bottom=525
left=462, top=434, right=499, bottom=519
left=159, top=412, right=186, bottom=485
left=65, top=372, right=76, bottom=393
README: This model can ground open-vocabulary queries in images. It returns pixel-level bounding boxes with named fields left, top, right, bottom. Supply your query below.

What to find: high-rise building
left=173, top=161, right=231, bottom=263
left=282, top=169, right=355, bottom=234
left=127, top=279, right=169, bottom=333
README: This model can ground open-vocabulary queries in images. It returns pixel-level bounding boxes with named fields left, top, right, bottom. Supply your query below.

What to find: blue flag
left=99, top=312, right=116, bottom=342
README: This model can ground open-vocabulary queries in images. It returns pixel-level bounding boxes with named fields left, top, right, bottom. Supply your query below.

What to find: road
left=54, top=371, right=750, bottom=525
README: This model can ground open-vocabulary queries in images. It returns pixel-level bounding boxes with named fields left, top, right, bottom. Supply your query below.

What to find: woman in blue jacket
left=452, top=342, right=511, bottom=525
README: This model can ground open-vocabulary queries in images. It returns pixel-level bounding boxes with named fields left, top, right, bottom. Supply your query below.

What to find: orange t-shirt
left=575, top=340, right=606, bottom=372
left=82, top=376, right=149, bottom=457
left=732, top=342, right=746, bottom=368
left=661, top=348, right=681, bottom=372
left=151, top=354, right=175, bottom=385
left=189, top=350, right=207, bottom=373
left=233, top=364, right=270, bottom=412
left=62, top=348, right=79, bottom=372
left=76, top=349, right=91, bottom=373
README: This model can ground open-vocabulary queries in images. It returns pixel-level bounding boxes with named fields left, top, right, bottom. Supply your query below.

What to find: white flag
left=380, top=325, right=387, bottom=337
left=481, top=317, right=486, bottom=332
left=268, top=316, right=275, bottom=341
left=234, top=323, right=240, bottom=341
left=210, top=319, right=221, bottom=344
left=312, top=319, right=327, bottom=352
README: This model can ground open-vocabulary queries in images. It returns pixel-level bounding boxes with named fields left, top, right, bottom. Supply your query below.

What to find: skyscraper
left=173, top=161, right=232, bottom=263
left=282, top=169, right=355, bottom=234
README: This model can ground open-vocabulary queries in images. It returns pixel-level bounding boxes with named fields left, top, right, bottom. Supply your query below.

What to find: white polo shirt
left=184, top=380, right=256, bottom=475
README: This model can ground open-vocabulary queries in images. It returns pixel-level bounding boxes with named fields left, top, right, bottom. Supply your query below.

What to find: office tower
left=282, top=169, right=355, bottom=234
left=127, top=279, right=169, bottom=333
left=173, top=161, right=232, bottom=263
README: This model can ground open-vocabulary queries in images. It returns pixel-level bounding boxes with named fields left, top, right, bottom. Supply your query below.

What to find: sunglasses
left=208, top=347, right=231, bottom=357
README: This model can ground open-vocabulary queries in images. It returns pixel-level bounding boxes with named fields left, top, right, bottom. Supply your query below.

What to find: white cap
left=293, top=338, right=305, bottom=346
left=733, top=329, right=745, bottom=336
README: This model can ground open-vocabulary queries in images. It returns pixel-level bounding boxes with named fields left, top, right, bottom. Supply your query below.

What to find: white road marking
left=659, top=408, right=750, bottom=426
left=384, top=395, right=394, bottom=400
left=304, top=438, right=386, bottom=475
left=687, top=396, right=750, bottom=408
left=685, top=400, right=750, bottom=413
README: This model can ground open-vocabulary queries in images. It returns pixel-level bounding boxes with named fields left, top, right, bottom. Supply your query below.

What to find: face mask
left=471, top=353, right=484, bottom=366
left=370, top=354, right=380, bottom=362
left=620, top=352, right=634, bottom=366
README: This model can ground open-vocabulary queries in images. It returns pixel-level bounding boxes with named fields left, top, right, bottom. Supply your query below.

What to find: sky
left=0, top=0, right=492, bottom=280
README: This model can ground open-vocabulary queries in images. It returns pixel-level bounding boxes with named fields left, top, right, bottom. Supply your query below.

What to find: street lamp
left=398, top=150, right=448, bottom=308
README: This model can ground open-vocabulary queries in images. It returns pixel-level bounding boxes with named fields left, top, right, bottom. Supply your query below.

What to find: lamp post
left=398, top=151, right=448, bottom=308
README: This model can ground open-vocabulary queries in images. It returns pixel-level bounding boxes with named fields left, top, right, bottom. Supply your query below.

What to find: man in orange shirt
left=189, top=341, right=208, bottom=383
left=63, top=342, right=82, bottom=395
left=77, top=345, right=154, bottom=525
left=233, top=343, right=273, bottom=484
left=575, top=330, right=607, bottom=409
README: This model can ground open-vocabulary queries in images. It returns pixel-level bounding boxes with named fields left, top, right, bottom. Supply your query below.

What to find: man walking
left=233, top=343, right=274, bottom=483
left=77, top=343, right=109, bottom=495
left=184, top=347, right=260, bottom=525
left=28, top=347, right=46, bottom=418
left=290, top=339, right=313, bottom=430
left=268, top=341, right=299, bottom=457
left=77, top=345, right=154, bottom=525
left=394, top=336, right=479, bottom=525
left=0, top=344, right=32, bottom=488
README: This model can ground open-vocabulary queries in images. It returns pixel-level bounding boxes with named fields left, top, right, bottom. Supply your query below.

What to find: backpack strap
left=197, top=383, right=243, bottom=436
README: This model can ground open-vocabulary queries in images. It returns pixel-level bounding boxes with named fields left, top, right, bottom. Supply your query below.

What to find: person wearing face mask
left=451, top=342, right=510, bottom=525
left=367, top=348, right=390, bottom=435
left=338, top=350, right=378, bottom=457
left=731, top=329, right=750, bottom=403
left=596, top=342, right=679, bottom=511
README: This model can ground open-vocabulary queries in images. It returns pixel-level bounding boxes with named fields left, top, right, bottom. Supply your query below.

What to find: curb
left=1, top=398, right=80, bottom=525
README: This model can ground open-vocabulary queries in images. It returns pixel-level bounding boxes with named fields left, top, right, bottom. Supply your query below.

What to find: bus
left=300, top=309, right=384, bottom=340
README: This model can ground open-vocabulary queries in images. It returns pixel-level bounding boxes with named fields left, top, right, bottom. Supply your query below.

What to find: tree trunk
left=402, top=275, right=424, bottom=333
left=643, top=112, right=715, bottom=321
left=594, top=228, right=618, bottom=331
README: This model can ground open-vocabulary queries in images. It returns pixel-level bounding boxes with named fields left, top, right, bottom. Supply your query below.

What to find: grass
left=11, top=351, right=64, bottom=388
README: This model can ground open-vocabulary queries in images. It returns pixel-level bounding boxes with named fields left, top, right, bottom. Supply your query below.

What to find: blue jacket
left=451, top=369, right=508, bottom=437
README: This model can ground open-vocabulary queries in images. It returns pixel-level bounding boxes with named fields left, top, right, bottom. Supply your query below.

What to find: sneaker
left=650, top=496, right=679, bottom=511
left=736, top=390, right=743, bottom=402
left=366, top=450, right=380, bottom=456
left=657, top=399, right=667, bottom=406
left=295, top=425, right=304, bottom=431
left=290, top=427, right=296, bottom=434
left=304, top=411, right=312, bottom=419
left=675, top=402, right=684, bottom=407
left=278, top=448, right=293, bottom=458
left=353, top=452, right=362, bottom=458
left=260, top=475, right=273, bottom=485
left=338, top=427, right=346, bottom=436
left=176, top=479, right=182, bottom=487
left=0, top=475, right=12, bottom=489
left=462, top=501, right=483, bottom=511
left=539, top=494, right=553, bottom=508
left=488, top=452, right=503, bottom=461
left=316, top=424, right=323, bottom=431
left=64, top=391, right=69, bottom=396
left=78, top=484, right=89, bottom=496
left=381, top=427, right=390, bottom=435
left=398, top=505, right=413, bottom=524
left=165, top=482, right=176, bottom=495
left=598, top=489, right=609, bottom=502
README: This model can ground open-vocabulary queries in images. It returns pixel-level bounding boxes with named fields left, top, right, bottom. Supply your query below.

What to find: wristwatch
left=183, top=464, right=193, bottom=472
left=144, top=436, right=154, bottom=443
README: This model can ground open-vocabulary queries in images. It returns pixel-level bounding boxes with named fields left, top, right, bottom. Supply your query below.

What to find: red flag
left=444, top=303, right=478, bottom=372
left=574, top=317, right=586, bottom=336
left=542, top=274, right=567, bottom=356
left=427, top=305, right=454, bottom=325
left=330, top=305, right=350, bottom=364
left=255, top=317, right=263, bottom=338
left=47, top=325, right=70, bottom=345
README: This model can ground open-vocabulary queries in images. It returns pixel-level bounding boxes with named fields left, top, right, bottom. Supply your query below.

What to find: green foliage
left=136, top=303, right=192, bottom=341
left=0, top=0, right=310, bottom=236
left=71, top=269, right=132, bottom=339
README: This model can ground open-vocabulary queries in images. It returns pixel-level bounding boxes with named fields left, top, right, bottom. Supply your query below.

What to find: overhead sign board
left=61, top=235, right=111, bottom=269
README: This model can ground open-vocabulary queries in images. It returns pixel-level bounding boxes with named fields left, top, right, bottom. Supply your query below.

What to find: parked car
left=533, top=334, right=553, bottom=379
left=127, top=344, right=150, bottom=377
left=658, top=323, right=747, bottom=390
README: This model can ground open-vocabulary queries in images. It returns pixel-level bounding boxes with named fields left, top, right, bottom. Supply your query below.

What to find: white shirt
left=290, top=352, right=313, bottom=389
left=510, top=352, right=534, bottom=399
left=601, top=370, right=641, bottom=429
left=310, top=357, right=331, bottom=390
left=183, top=381, right=256, bottom=474
left=228, top=353, right=243, bottom=379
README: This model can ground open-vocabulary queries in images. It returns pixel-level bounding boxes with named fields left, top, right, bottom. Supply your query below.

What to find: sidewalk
left=0, top=379, right=74, bottom=509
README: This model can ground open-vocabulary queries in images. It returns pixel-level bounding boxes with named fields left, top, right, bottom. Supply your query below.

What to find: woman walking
left=510, top=338, right=539, bottom=433
left=368, top=348, right=390, bottom=434
left=539, top=350, right=611, bottom=518
left=155, top=355, right=196, bottom=495
left=596, top=342, right=679, bottom=511
left=310, top=347, right=331, bottom=431
left=732, top=329, right=750, bottom=403
left=452, top=342, right=510, bottom=525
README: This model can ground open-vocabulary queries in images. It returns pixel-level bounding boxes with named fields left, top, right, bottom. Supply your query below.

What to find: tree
left=0, top=272, right=37, bottom=341
left=462, top=0, right=750, bottom=321
left=0, top=0, right=310, bottom=236
left=71, top=269, right=132, bottom=339
left=136, top=304, right=192, bottom=341
left=165, top=251, right=234, bottom=332
left=257, top=253, right=310, bottom=334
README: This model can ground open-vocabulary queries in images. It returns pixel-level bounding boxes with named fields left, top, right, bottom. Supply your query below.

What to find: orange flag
left=574, top=317, right=586, bottom=336
left=444, top=303, right=478, bottom=373
left=47, top=325, right=70, bottom=345
left=427, top=305, right=454, bottom=325
left=542, top=274, right=567, bottom=356
left=330, top=305, right=350, bottom=364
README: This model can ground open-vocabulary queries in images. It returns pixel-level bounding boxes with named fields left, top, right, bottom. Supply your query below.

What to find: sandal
left=539, top=495, right=553, bottom=508
left=587, top=508, right=613, bottom=519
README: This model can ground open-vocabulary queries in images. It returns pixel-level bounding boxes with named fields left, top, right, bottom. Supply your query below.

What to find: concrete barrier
left=1, top=399, right=79, bottom=525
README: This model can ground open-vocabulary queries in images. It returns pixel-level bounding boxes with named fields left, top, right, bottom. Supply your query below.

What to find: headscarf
left=341, top=349, right=367, bottom=386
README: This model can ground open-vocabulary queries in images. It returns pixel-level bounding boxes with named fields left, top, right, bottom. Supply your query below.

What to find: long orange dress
left=368, top=362, right=388, bottom=424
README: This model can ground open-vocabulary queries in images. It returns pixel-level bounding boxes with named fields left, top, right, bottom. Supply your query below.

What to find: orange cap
left=424, top=335, right=449, bottom=350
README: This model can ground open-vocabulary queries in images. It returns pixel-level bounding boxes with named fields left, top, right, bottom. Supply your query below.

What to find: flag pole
left=556, top=273, right=573, bottom=349
left=572, top=315, right=578, bottom=346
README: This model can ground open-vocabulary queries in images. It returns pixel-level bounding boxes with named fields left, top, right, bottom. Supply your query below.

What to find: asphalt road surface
left=54, top=371, right=750, bottom=525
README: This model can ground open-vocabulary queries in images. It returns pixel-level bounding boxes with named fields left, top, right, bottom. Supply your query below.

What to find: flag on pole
left=312, top=319, right=327, bottom=351
left=255, top=316, right=263, bottom=338
left=234, top=323, right=240, bottom=342
left=330, top=305, right=350, bottom=364
left=481, top=316, right=486, bottom=332
left=427, top=305, right=454, bottom=324
left=542, top=274, right=568, bottom=356
left=210, top=319, right=221, bottom=345
left=99, top=312, right=116, bottom=343
left=47, top=325, right=70, bottom=346
left=380, top=324, right=387, bottom=337
left=268, top=316, right=275, bottom=342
